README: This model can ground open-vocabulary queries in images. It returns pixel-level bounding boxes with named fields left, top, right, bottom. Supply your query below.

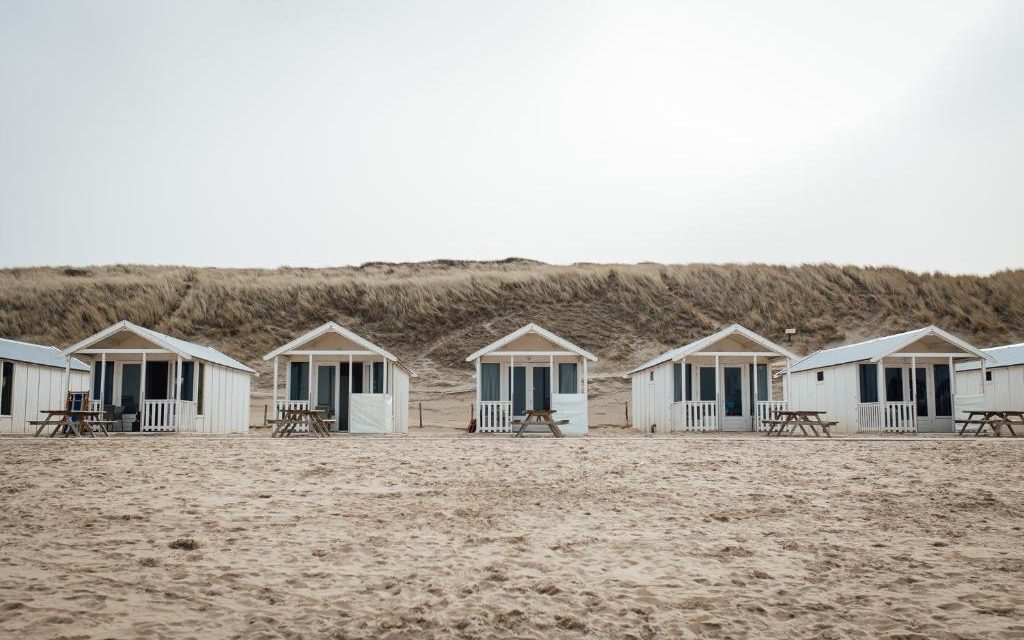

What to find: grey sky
left=1, top=1, right=1021, bottom=273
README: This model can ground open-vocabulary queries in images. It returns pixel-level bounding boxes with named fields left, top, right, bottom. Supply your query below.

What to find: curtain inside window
left=672, top=363, right=682, bottom=402
left=885, top=367, right=904, bottom=402
left=480, top=363, right=501, bottom=401
left=858, top=364, right=878, bottom=403
left=179, top=361, right=195, bottom=401
left=558, top=363, right=578, bottom=394
left=699, top=367, right=716, bottom=402
left=289, top=362, right=309, bottom=401
left=0, top=361, right=12, bottom=416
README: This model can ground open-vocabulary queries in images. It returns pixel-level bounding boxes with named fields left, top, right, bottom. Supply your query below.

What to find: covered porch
left=468, top=324, right=597, bottom=436
left=667, top=326, right=797, bottom=432
left=851, top=328, right=991, bottom=433
left=64, top=324, right=202, bottom=432
left=264, top=323, right=413, bottom=434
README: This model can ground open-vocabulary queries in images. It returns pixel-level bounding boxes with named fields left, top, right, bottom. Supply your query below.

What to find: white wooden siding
left=787, top=364, right=861, bottom=434
left=194, top=362, right=250, bottom=434
left=957, top=366, right=1024, bottom=411
left=0, top=362, right=89, bottom=434
left=393, top=368, right=410, bottom=434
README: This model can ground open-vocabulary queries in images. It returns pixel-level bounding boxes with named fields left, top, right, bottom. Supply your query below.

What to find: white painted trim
left=466, top=323, right=598, bottom=362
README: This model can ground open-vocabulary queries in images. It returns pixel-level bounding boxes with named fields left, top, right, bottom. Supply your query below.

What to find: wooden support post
left=140, top=352, right=147, bottom=429
left=549, top=354, right=554, bottom=408
left=474, top=358, right=481, bottom=424
left=308, top=353, right=313, bottom=405
left=418, top=402, right=423, bottom=428
left=949, top=356, right=957, bottom=425
left=876, top=357, right=885, bottom=430
left=272, top=356, right=279, bottom=420
left=175, top=355, right=182, bottom=430
left=625, top=401, right=629, bottom=424
left=715, top=355, right=721, bottom=422
left=99, top=353, right=106, bottom=409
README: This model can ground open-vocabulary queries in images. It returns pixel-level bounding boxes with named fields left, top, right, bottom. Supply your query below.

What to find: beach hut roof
left=262, top=322, right=416, bottom=376
left=785, top=325, right=990, bottom=375
left=0, top=337, right=89, bottom=371
left=63, top=321, right=255, bottom=374
left=627, top=323, right=800, bottom=376
left=465, top=323, right=597, bottom=362
left=957, top=343, right=1024, bottom=371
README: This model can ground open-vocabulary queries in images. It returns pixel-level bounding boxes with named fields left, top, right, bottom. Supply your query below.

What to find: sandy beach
left=1, top=436, right=1022, bottom=639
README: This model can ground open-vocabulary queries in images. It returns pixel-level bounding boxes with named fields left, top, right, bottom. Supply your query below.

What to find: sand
left=1, top=436, right=1023, bottom=639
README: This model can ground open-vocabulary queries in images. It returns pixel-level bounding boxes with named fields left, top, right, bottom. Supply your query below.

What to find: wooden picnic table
left=762, top=410, right=835, bottom=438
left=956, top=410, right=1023, bottom=437
left=31, top=409, right=113, bottom=438
left=268, top=408, right=332, bottom=438
left=512, top=409, right=568, bottom=438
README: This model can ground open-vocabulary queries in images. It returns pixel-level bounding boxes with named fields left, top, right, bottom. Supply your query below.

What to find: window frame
left=0, top=360, right=13, bottom=417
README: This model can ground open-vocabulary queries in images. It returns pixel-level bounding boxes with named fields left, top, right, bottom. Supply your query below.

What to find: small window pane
left=0, top=361, right=12, bottom=416
left=558, top=363, right=578, bottom=394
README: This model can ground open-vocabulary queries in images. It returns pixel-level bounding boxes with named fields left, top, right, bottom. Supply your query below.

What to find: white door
left=721, top=366, right=748, bottom=431
left=315, top=364, right=338, bottom=431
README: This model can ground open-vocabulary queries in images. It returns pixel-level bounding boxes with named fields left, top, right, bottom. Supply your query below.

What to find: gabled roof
left=786, top=325, right=990, bottom=374
left=263, top=322, right=416, bottom=377
left=957, top=343, right=1024, bottom=372
left=465, top=323, right=598, bottom=362
left=627, top=324, right=800, bottom=375
left=63, top=321, right=255, bottom=374
left=0, top=337, right=90, bottom=372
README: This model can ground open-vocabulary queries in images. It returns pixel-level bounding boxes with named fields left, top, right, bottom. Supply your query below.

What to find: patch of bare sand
left=1, top=439, right=1022, bottom=639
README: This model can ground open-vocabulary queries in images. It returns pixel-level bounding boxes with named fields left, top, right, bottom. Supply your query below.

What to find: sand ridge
left=1, top=438, right=1022, bottom=639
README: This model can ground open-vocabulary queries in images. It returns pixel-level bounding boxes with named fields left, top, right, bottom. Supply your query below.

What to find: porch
left=474, top=354, right=590, bottom=434
left=854, top=354, right=960, bottom=433
left=81, top=354, right=199, bottom=432
left=668, top=355, right=789, bottom=432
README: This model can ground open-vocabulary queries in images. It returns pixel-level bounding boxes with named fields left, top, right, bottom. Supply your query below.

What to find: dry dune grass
left=1, top=261, right=1023, bottom=393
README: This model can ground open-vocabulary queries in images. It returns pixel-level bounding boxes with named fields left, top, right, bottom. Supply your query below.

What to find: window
left=816, top=371, right=824, bottom=383
left=885, top=367, right=904, bottom=402
left=699, top=367, right=716, bottom=402
left=750, top=363, right=769, bottom=402
left=672, top=363, right=682, bottom=402
left=649, top=371, right=654, bottom=382
left=179, top=361, right=195, bottom=401
left=372, top=362, right=384, bottom=393
left=92, top=362, right=114, bottom=404
left=480, top=363, right=501, bottom=401
left=986, top=370, right=993, bottom=382
left=858, top=364, right=878, bottom=403
left=912, top=367, right=927, bottom=417
left=558, top=362, right=578, bottom=394
left=289, top=362, right=309, bottom=401
left=0, top=361, right=12, bottom=416
left=686, top=364, right=693, bottom=401
left=196, top=363, right=205, bottom=415
left=934, top=364, right=951, bottom=417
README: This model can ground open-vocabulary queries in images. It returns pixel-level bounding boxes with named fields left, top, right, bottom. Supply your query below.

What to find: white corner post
left=981, top=358, right=986, bottom=395
left=64, top=359, right=71, bottom=393
left=876, top=357, right=885, bottom=430
left=549, top=354, right=555, bottom=407
left=784, top=358, right=791, bottom=402
left=175, top=355, right=182, bottom=429
left=474, top=357, right=481, bottom=423
left=272, top=356, right=279, bottom=419
left=949, top=356, right=957, bottom=424
left=99, top=352, right=107, bottom=409
left=510, top=354, right=515, bottom=417
left=582, top=357, right=588, bottom=396
left=715, top=355, right=721, bottom=428
left=139, top=352, right=147, bottom=430
left=308, top=353, right=314, bottom=406
left=910, top=356, right=917, bottom=431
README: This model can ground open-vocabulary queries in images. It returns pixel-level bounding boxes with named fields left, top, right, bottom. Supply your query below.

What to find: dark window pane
left=673, top=364, right=682, bottom=402
left=912, top=368, right=927, bottom=417
left=858, top=364, right=878, bottom=403
left=372, top=362, right=384, bottom=393
left=686, top=364, right=693, bottom=401
left=934, top=365, right=951, bottom=416
left=180, top=362, right=195, bottom=401
left=699, top=367, right=716, bottom=402
left=92, top=362, right=114, bottom=404
left=0, top=361, right=12, bottom=415
left=724, top=367, right=742, bottom=416
left=197, top=363, right=205, bottom=415
left=885, top=367, right=903, bottom=402
left=289, top=362, right=308, bottom=401
left=558, top=363, right=578, bottom=394
left=480, top=363, right=501, bottom=401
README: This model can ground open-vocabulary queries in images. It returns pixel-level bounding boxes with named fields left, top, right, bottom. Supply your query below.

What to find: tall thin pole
left=272, top=356, right=279, bottom=419
left=139, top=352, right=147, bottom=429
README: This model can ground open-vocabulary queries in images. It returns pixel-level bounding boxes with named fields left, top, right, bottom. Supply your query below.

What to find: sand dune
left=1, top=437, right=1022, bottom=639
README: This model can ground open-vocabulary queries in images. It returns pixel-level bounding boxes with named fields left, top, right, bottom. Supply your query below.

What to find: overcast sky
left=1, top=1, right=1021, bottom=273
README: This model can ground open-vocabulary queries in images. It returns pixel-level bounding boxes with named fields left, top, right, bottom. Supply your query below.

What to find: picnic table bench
left=956, top=410, right=1023, bottom=437
left=511, top=409, right=568, bottom=438
left=763, top=410, right=835, bottom=438
left=268, top=408, right=332, bottom=438
left=31, top=409, right=113, bottom=438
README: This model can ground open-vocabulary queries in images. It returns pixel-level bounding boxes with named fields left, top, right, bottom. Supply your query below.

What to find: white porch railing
left=671, top=400, right=719, bottom=431
left=478, top=401, right=513, bottom=433
left=857, top=402, right=917, bottom=433
left=274, top=400, right=310, bottom=419
left=755, top=401, right=789, bottom=431
left=142, top=399, right=197, bottom=432
left=89, top=399, right=102, bottom=413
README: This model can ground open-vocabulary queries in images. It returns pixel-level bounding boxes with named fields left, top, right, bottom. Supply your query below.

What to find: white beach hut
left=627, top=324, right=800, bottom=434
left=956, top=343, right=1024, bottom=410
left=466, top=323, right=597, bottom=436
left=63, top=321, right=254, bottom=433
left=263, top=322, right=414, bottom=434
left=0, top=338, right=91, bottom=434
left=784, top=326, right=991, bottom=434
